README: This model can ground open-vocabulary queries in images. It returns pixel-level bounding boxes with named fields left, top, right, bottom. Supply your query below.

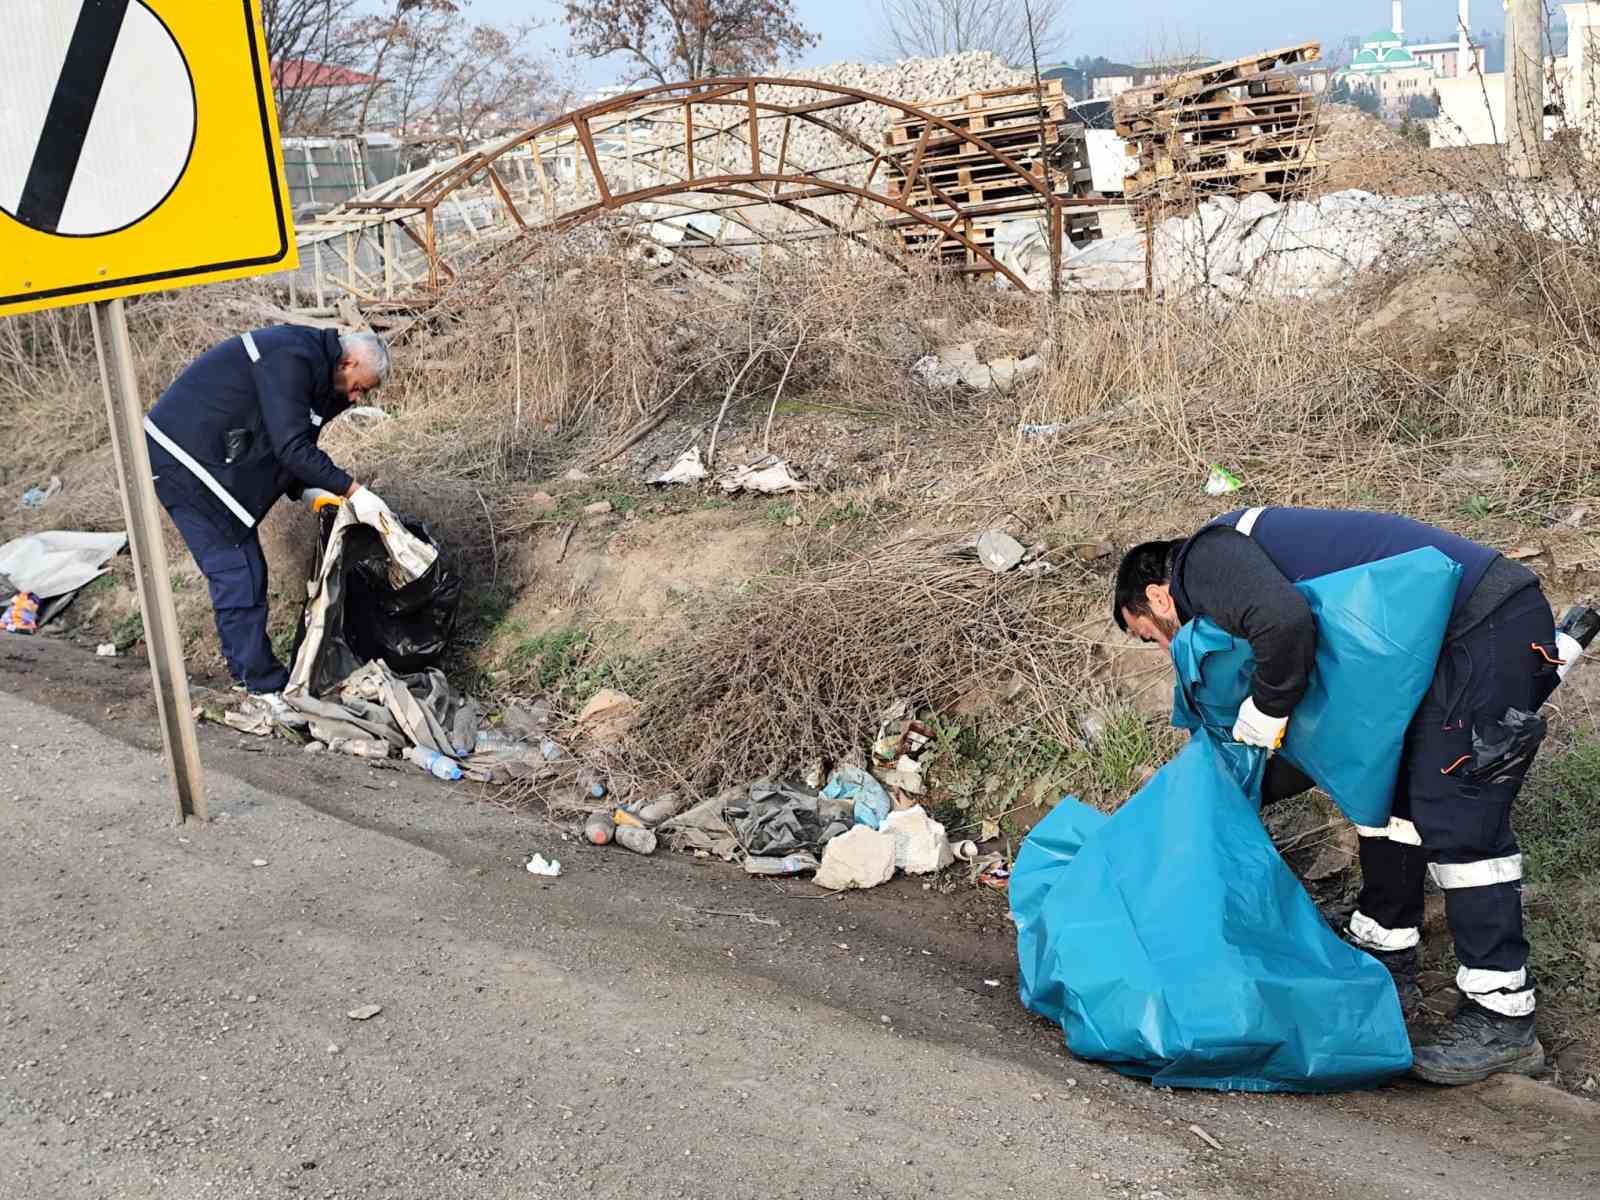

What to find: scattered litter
left=1204, top=465, right=1243, bottom=496
left=304, top=741, right=326, bottom=754
left=876, top=754, right=925, bottom=795
left=0, top=531, right=127, bottom=605
left=19, top=477, right=61, bottom=508
left=95, top=642, right=116, bottom=657
left=815, top=825, right=897, bottom=891
left=881, top=806, right=956, bottom=874
left=952, top=839, right=979, bottom=861
left=1505, top=545, right=1543, bottom=561
left=1021, top=423, right=1062, bottom=437
left=976, top=529, right=1027, bottom=574
left=658, top=793, right=741, bottom=861
left=346, top=1005, right=383, bottom=1021
left=584, top=811, right=615, bottom=845
left=526, top=853, right=563, bottom=877
left=1557, top=504, right=1589, bottom=528
left=2, top=592, right=40, bottom=634
left=540, top=736, right=566, bottom=761
left=744, top=852, right=820, bottom=876
left=405, top=745, right=463, bottom=781
left=914, top=342, right=1042, bottom=393
left=614, top=808, right=647, bottom=829
left=326, top=1043, right=341, bottom=1055
left=251, top=859, right=268, bottom=868
left=717, top=455, right=814, bottom=495
left=615, top=825, right=658, bottom=856
left=1188, top=1125, right=1224, bottom=1152
left=583, top=500, right=614, bottom=516
left=983, top=979, right=1002, bottom=988
left=822, top=764, right=892, bottom=830
left=575, top=688, right=640, bottom=744
left=637, top=792, right=683, bottom=825
left=1072, top=541, right=1115, bottom=561
left=731, top=778, right=852, bottom=855
left=650, top=444, right=708, bottom=486
left=224, top=699, right=275, bottom=737
left=978, top=863, right=1011, bottom=891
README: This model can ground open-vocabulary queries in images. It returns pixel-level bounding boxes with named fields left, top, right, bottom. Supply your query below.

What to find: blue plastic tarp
left=1172, top=546, right=1460, bottom=828
left=1011, top=549, right=1460, bottom=1091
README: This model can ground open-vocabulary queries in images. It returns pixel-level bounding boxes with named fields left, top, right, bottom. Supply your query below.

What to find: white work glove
left=346, top=485, right=393, bottom=528
left=301, top=487, right=343, bottom=513
left=1232, top=695, right=1289, bottom=750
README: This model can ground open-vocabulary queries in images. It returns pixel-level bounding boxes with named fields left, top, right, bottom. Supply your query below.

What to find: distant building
left=1340, top=4, right=1487, bottom=120
left=273, top=59, right=393, bottom=130
left=1082, top=56, right=1220, bottom=102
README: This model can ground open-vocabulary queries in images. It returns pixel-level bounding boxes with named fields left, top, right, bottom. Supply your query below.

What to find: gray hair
left=339, top=330, right=391, bottom=385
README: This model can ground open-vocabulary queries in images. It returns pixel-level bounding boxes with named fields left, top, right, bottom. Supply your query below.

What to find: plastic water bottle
left=406, top=745, right=463, bottom=781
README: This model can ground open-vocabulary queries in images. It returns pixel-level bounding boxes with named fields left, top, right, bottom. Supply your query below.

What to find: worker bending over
left=144, top=326, right=396, bottom=699
left=1113, top=506, right=1581, bottom=1085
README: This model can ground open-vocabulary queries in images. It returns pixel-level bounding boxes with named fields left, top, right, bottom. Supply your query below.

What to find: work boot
left=1373, top=947, right=1424, bottom=1021
left=1409, top=1002, right=1544, bottom=1086
left=1341, top=931, right=1423, bottom=1020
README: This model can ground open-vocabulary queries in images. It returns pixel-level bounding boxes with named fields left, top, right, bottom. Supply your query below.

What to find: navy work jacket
left=145, top=326, right=354, bottom=541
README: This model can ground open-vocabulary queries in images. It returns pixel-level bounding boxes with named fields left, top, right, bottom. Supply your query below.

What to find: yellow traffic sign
left=0, top=0, right=297, bottom=316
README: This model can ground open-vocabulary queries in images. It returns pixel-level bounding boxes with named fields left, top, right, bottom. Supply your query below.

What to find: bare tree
left=563, top=0, right=819, bottom=85
left=875, top=0, right=1069, bottom=67
left=351, top=0, right=460, bottom=133
left=431, top=22, right=567, bottom=142
left=261, top=0, right=364, bottom=132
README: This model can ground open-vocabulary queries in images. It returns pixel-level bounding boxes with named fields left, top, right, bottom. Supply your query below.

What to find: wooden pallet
left=1118, top=95, right=1317, bottom=138
left=886, top=80, right=1066, bottom=141
left=1113, top=42, right=1320, bottom=116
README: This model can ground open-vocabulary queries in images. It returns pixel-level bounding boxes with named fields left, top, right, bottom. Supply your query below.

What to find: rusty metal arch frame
left=343, top=77, right=1065, bottom=293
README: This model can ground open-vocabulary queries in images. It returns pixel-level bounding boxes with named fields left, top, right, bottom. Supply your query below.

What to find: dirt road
left=2, top=639, right=1597, bottom=1200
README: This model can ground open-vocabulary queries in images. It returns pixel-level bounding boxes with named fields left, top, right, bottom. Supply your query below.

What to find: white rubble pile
left=880, top=806, right=957, bottom=875
left=815, top=825, right=898, bottom=891
left=1048, top=189, right=1471, bottom=299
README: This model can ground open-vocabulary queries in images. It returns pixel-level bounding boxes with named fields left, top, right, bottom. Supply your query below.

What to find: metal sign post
left=89, top=297, right=206, bottom=822
left=3, top=2, right=298, bottom=822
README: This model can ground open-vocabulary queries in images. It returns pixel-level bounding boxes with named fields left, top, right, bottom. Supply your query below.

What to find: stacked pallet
left=1114, top=42, right=1327, bottom=206
left=880, top=79, right=1101, bottom=277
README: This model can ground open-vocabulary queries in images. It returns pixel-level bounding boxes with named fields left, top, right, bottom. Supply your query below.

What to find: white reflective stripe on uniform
left=143, top=416, right=256, bottom=529
left=1235, top=506, right=1267, bottom=537
left=240, top=331, right=261, bottom=362
left=309, top=411, right=323, bottom=427
left=1428, top=854, right=1522, bottom=889
left=1348, top=909, right=1420, bottom=951
left=1354, top=817, right=1423, bottom=846
left=1457, top=965, right=1535, bottom=1016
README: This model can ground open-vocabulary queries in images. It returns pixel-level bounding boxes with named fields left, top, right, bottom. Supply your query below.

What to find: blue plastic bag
left=1171, top=547, right=1459, bottom=828
left=1014, top=737, right=1411, bottom=1091
left=1011, top=550, right=1460, bottom=1091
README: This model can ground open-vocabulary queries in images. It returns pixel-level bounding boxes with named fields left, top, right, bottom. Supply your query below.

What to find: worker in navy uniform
left=1112, top=506, right=1590, bottom=1085
left=144, top=327, right=395, bottom=699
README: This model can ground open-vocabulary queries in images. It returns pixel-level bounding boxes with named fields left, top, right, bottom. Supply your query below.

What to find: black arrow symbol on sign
left=16, top=0, right=131, bottom=234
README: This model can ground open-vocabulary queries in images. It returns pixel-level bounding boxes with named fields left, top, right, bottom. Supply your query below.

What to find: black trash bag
left=342, top=516, right=463, bottom=672
left=726, top=779, right=853, bottom=857
left=292, top=511, right=462, bottom=695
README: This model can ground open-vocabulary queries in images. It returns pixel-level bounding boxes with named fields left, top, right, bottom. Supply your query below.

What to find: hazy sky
left=475, top=1, right=1503, bottom=88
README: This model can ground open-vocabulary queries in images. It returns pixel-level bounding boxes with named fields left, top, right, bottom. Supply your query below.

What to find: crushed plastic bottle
left=584, top=812, right=615, bottom=845
left=539, top=737, right=565, bottom=762
left=475, top=729, right=521, bottom=753
left=615, top=825, right=657, bottom=855
left=405, top=745, right=464, bottom=781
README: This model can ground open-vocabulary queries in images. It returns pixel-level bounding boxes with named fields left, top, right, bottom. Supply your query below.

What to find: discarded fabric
left=730, top=778, right=852, bottom=857
left=0, top=530, right=126, bottom=600
left=717, top=455, right=814, bottom=495
left=821, top=764, right=892, bottom=830
left=651, top=444, right=708, bottom=486
left=913, top=342, right=1041, bottom=393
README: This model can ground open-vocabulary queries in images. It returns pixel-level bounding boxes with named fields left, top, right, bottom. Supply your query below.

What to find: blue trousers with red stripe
left=163, top=501, right=289, bottom=693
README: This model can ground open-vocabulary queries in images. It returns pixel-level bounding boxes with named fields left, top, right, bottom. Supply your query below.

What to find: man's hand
left=346, top=484, right=394, bottom=528
left=302, top=488, right=343, bottom=513
left=1233, top=696, right=1288, bottom=750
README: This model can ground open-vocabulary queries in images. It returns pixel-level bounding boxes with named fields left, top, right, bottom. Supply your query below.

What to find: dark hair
left=1112, top=540, right=1183, bottom=631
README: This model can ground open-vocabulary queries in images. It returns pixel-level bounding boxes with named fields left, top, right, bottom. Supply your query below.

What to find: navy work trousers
left=1350, top=586, right=1558, bottom=1017
left=163, top=502, right=289, bottom=694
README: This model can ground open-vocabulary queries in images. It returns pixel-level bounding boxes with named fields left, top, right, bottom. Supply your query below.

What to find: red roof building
left=273, top=59, right=381, bottom=90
